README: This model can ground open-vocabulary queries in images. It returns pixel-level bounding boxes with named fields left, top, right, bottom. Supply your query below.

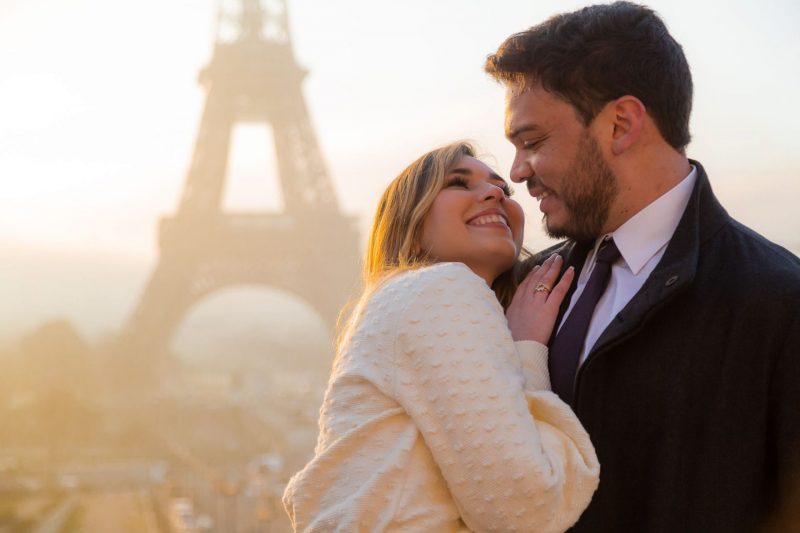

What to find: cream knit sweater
left=283, top=262, right=600, bottom=532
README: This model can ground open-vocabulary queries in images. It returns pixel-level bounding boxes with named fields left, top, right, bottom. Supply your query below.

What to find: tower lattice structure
left=118, top=0, right=360, bottom=375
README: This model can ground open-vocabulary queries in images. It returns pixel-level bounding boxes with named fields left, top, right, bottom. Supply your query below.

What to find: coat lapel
left=584, top=160, right=729, bottom=360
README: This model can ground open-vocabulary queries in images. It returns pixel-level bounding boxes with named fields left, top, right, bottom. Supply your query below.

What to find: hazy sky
left=1, top=0, right=799, bottom=339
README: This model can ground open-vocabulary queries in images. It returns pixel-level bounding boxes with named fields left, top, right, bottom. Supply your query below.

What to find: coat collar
left=549, top=160, right=730, bottom=357
left=585, top=159, right=730, bottom=359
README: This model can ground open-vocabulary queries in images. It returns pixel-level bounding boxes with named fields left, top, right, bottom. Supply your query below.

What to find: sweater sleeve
left=515, top=340, right=551, bottom=391
left=392, top=263, right=599, bottom=533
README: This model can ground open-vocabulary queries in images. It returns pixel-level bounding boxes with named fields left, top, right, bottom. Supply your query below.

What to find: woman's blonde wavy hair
left=365, top=142, right=470, bottom=281
left=336, top=141, right=528, bottom=352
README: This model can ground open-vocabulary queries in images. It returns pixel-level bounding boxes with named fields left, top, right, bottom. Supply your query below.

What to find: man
left=485, top=2, right=800, bottom=531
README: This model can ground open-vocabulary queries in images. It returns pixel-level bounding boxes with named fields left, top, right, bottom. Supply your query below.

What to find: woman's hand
left=506, top=254, right=574, bottom=343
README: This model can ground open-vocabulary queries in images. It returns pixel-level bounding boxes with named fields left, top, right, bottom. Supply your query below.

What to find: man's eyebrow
left=506, top=124, right=544, bottom=141
left=449, top=167, right=508, bottom=185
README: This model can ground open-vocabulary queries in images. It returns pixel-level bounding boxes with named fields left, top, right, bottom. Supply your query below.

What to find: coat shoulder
left=530, top=241, right=573, bottom=262
left=701, top=218, right=800, bottom=313
left=715, top=218, right=800, bottom=285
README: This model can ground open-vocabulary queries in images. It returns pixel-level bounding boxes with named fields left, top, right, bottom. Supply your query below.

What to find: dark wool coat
left=534, top=161, right=800, bottom=532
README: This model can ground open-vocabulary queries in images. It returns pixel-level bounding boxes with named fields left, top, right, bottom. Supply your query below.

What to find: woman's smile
left=420, top=155, right=524, bottom=284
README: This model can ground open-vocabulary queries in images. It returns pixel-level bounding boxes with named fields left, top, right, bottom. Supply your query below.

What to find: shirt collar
left=594, top=165, right=697, bottom=275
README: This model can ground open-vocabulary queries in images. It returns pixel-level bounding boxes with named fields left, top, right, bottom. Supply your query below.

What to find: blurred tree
left=0, top=320, right=103, bottom=452
left=19, top=319, right=96, bottom=393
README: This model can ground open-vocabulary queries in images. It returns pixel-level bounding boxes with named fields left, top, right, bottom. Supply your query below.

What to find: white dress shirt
left=558, top=166, right=697, bottom=365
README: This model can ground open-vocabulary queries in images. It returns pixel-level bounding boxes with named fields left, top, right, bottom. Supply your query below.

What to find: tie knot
left=595, top=238, right=620, bottom=265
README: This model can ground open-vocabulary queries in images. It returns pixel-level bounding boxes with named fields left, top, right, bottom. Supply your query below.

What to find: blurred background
left=0, top=0, right=798, bottom=531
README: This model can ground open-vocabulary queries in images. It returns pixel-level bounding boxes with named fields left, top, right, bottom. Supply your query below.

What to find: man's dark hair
left=485, top=1, right=692, bottom=150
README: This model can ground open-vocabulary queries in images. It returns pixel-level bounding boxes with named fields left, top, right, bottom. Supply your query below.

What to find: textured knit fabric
left=283, top=262, right=600, bottom=532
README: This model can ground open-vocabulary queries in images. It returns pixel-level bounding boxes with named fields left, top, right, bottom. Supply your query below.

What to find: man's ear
left=609, top=95, right=645, bottom=156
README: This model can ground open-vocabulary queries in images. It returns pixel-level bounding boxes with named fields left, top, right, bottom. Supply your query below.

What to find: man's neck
left=603, top=151, right=691, bottom=233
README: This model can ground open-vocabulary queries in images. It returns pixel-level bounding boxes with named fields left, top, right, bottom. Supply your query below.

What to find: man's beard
left=544, top=132, right=619, bottom=241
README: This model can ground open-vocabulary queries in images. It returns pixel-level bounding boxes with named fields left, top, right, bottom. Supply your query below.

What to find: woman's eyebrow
left=449, top=167, right=508, bottom=185
left=485, top=171, right=509, bottom=188
left=448, top=167, right=472, bottom=176
left=450, top=168, right=505, bottom=179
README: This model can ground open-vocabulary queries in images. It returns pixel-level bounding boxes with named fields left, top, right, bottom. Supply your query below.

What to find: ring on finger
left=534, top=283, right=551, bottom=294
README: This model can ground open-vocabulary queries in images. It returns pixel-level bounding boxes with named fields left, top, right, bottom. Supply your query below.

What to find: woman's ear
left=609, top=95, right=645, bottom=156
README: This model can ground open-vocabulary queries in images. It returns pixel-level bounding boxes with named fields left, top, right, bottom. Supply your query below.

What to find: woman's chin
left=484, top=248, right=519, bottom=280
left=496, top=243, right=521, bottom=266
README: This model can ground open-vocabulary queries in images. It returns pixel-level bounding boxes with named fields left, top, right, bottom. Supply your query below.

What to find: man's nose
left=509, top=152, right=532, bottom=183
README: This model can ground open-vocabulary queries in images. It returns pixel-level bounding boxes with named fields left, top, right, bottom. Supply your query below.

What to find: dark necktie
left=549, top=237, right=621, bottom=405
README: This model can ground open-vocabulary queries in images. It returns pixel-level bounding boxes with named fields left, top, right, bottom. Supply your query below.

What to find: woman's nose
left=481, top=183, right=505, bottom=202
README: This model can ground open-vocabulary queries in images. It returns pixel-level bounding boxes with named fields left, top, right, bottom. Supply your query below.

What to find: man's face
left=504, top=84, right=619, bottom=241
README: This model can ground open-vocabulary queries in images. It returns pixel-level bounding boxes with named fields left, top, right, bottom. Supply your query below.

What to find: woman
left=283, top=142, right=599, bottom=532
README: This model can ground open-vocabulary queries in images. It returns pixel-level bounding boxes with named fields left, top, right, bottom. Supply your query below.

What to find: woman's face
left=420, top=155, right=524, bottom=284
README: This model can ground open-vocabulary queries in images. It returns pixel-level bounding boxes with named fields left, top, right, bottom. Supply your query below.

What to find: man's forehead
left=504, top=86, right=546, bottom=134
left=504, top=80, right=532, bottom=103
left=504, top=82, right=552, bottom=111
left=504, top=84, right=579, bottom=137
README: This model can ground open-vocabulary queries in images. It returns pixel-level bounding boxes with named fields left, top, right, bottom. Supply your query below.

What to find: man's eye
left=523, top=137, right=545, bottom=150
left=445, top=177, right=469, bottom=189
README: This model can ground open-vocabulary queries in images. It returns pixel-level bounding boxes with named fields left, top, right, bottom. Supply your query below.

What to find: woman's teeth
left=469, top=214, right=507, bottom=226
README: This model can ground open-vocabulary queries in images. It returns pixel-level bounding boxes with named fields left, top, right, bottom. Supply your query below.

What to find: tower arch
left=116, top=0, right=360, bottom=381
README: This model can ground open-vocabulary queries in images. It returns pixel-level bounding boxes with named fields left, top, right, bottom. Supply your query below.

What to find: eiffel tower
left=117, top=0, right=359, bottom=377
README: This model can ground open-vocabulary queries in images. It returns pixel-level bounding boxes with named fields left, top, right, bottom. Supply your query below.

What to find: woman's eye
left=445, top=177, right=470, bottom=189
left=501, top=184, right=514, bottom=197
